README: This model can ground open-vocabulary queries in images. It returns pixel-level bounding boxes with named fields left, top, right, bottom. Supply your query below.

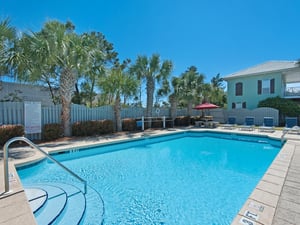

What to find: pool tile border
left=231, top=137, right=298, bottom=225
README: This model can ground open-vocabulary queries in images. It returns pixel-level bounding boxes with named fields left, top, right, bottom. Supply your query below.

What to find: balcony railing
left=284, top=86, right=300, bottom=97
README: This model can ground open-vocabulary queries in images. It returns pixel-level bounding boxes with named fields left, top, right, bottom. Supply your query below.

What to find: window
left=235, top=102, right=242, bottom=109
left=262, top=79, right=270, bottom=94
left=258, top=79, right=275, bottom=95
left=235, top=82, right=243, bottom=96
left=232, top=102, right=246, bottom=109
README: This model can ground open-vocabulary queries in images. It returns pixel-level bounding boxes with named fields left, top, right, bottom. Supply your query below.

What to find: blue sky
left=1, top=0, right=300, bottom=82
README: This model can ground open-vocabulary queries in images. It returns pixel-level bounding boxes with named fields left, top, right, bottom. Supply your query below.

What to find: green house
left=224, top=61, right=300, bottom=109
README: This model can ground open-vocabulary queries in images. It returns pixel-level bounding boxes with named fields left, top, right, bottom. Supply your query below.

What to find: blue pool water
left=17, top=131, right=281, bottom=225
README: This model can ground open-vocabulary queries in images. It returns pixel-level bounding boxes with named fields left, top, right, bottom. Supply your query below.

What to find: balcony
left=284, top=85, right=300, bottom=98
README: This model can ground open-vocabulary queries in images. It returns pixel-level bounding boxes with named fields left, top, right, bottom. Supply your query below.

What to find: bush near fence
left=175, top=116, right=191, bottom=126
left=72, top=120, right=114, bottom=137
left=43, top=123, right=63, bottom=141
left=122, top=118, right=137, bottom=131
left=0, top=124, right=24, bottom=146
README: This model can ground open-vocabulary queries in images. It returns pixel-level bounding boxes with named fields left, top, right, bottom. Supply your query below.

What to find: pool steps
left=25, top=183, right=86, bottom=225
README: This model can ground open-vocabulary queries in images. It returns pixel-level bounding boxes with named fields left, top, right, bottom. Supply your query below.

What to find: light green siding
left=226, top=73, right=282, bottom=109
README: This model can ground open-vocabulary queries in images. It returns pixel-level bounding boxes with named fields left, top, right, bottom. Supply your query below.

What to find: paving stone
left=285, top=180, right=300, bottom=189
left=274, top=206, right=300, bottom=224
left=277, top=199, right=300, bottom=213
left=281, top=185, right=300, bottom=204
left=272, top=216, right=295, bottom=225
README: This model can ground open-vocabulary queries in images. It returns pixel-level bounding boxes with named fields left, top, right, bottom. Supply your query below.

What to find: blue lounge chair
left=240, top=116, right=255, bottom=131
left=283, top=117, right=300, bottom=134
left=222, top=116, right=236, bottom=129
left=259, top=117, right=275, bottom=132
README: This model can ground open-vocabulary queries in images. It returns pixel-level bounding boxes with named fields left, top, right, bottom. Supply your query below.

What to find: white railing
left=284, top=86, right=300, bottom=97
left=137, top=116, right=174, bottom=131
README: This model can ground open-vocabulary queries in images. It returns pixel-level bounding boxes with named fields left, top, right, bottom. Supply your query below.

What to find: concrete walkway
left=0, top=128, right=300, bottom=225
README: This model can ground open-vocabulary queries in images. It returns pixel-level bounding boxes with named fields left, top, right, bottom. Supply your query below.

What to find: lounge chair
left=222, top=116, right=236, bottom=129
left=259, top=117, right=275, bottom=132
left=240, top=116, right=255, bottom=131
left=283, top=117, right=300, bottom=134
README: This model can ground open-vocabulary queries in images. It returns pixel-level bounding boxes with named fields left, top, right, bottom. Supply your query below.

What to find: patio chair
left=240, top=116, right=255, bottom=131
left=258, top=117, right=275, bottom=132
left=283, top=117, right=300, bottom=134
left=222, top=116, right=236, bottom=129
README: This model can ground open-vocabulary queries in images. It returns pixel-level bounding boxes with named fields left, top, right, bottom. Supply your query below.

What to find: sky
left=1, top=0, right=300, bottom=83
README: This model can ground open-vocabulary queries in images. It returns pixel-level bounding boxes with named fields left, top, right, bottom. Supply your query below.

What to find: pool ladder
left=2, top=136, right=87, bottom=195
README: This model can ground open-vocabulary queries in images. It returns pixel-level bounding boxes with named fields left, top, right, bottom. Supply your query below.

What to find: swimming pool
left=17, top=131, right=281, bottom=225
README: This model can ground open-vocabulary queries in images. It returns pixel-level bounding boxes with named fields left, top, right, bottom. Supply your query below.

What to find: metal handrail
left=3, top=137, right=87, bottom=194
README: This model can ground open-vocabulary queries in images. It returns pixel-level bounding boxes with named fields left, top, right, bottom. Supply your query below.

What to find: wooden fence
left=0, top=102, right=279, bottom=139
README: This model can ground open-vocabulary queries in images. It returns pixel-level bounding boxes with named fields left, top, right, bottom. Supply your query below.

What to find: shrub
left=174, top=116, right=191, bottom=126
left=100, top=120, right=114, bottom=134
left=152, top=118, right=163, bottom=128
left=72, top=121, right=83, bottom=136
left=43, top=123, right=63, bottom=141
left=72, top=121, right=95, bottom=136
left=165, top=118, right=174, bottom=128
left=258, top=96, right=300, bottom=125
left=0, top=124, right=24, bottom=146
left=72, top=120, right=114, bottom=136
left=122, top=118, right=137, bottom=131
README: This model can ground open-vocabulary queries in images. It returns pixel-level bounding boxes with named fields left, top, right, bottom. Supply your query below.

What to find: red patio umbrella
left=193, top=102, right=220, bottom=110
left=193, top=102, right=220, bottom=117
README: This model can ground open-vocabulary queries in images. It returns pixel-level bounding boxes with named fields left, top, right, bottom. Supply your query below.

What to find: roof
left=224, top=61, right=300, bottom=79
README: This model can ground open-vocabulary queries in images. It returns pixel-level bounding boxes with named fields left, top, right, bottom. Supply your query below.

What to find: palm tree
left=130, top=54, right=173, bottom=119
left=0, top=18, right=16, bottom=77
left=73, top=32, right=118, bottom=107
left=209, top=73, right=226, bottom=107
left=99, top=61, right=138, bottom=131
left=8, top=20, right=94, bottom=136
left=168, top=76, right=182, bottom=125
left=12, top=30, right=60, bottom=104
left=177, top=66, right=205, bottom=116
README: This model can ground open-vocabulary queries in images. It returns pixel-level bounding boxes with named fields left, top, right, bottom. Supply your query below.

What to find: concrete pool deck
left=0, top=127, right=299, bottom=225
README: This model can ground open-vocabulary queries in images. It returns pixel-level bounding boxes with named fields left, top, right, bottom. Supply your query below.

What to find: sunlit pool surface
left=18, top=131, right=281, bottom=225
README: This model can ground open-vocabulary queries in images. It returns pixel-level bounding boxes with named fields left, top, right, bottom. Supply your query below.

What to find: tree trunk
left=89, top=79, right=95, bottom=107
left=60, top=68, right=76, bottom=137
left=187, top=101, right=193, bottom=117
left=170, top=95, right=177, bottom=127
left=146, top=77, right=155, bottom=127
left=114, top=94, right=122, bottom=132
left=187, top=101, right=193, bottom=125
